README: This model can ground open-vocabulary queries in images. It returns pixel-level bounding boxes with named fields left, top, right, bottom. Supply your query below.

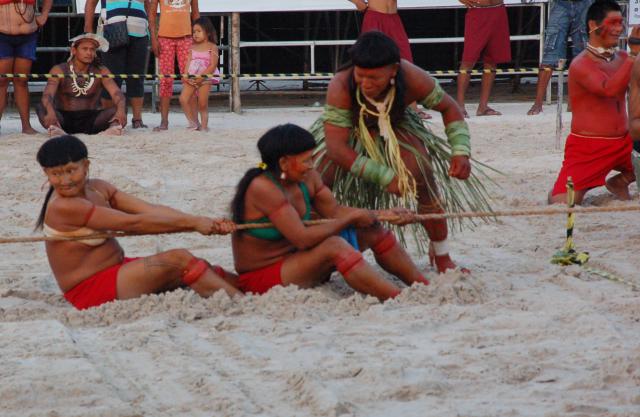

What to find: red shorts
left=237, top=259, right=285, bottom=295
left=362, top=10, right=413, bottom=63
left=64, top=257, right=139, bottom=310
left=462, top=6, right=511, bottom=65
left=551, top=133, right=633, bottom=196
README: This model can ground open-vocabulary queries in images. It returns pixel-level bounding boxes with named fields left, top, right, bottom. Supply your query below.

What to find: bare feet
left=131, top=119, right=147, bottom=129
left=429, top=243, right=471, bottom=274
left=101, top=124, right=124, bottom=136
left=153, top=122, right=168, bottom=132
left=199, top=126, right=210, bottom=132
left=22, top=126, right=39, bottom=135
left=605, top=174, right=633, bottom=200
left=476, top=107, right=501, bottom=116
left=47, top=125, right=66, bottom=137
left=527, top=103, right=543, bottom=115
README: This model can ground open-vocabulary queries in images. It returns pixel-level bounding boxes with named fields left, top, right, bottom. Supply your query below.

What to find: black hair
left=193, top=17, right=218, bottom=44
left=586, top=0, right=622, bottom=34
left=230, top=124, right=316, bottom=224
left=35, top=135, right=88, bottom=230
left=341, top=31, right=406, bottom=125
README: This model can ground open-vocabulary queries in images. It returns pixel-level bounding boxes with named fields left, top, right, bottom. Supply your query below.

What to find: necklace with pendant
left=69, top=63, right=95, bottom=97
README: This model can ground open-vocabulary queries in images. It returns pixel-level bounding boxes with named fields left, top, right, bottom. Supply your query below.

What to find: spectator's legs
left=155, top=37, right=177, bottom=131
left=529, top=0, right=570, bottom=115
left=12, top=58, right=36, bottom=133
left=456, top=61, right=474, bottom=118
left=527, top=66, right=553, bottom=115
left=175, top=36, right=197, bottom=127
left=477, top=62, right=500, bottom=116
left=127, top=36, right=150, bottom=128
left=0, top=58, right=12, bottom=129
left=196, top=83, right=210, bottom=131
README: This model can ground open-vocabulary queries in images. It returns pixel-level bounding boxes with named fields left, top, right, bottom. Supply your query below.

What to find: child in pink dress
left=179, top=17, right=219, bottom=132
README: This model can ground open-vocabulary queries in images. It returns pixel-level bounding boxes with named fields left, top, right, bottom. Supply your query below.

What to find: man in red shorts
left=349, top=0, right=412, bottom=62
left=456, top=0, right=511, bottom=117
left=550, top=0, right=640, bottom=204
left=349, top=0, right=431, bottom=118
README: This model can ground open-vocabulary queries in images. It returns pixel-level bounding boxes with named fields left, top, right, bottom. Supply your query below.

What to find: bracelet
left=628, top=37, right=640, bottom=46
left=445, top=120, right=471, bottom=157
left=350, top=155, right=395, bottom=188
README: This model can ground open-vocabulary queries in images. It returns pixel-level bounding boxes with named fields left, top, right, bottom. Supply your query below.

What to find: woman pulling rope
left=34, top=135, right=240, bottom=310
left=311, top=31, right=494, bottom=274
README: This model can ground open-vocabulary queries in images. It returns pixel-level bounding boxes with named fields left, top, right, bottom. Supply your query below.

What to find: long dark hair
left=231, top=124, right=316, bottom=224
left=35, top=135, right=88, bottom=230
left=193, top=17, right=218, bottom=44
left=341, top=31, right=407, bottom=125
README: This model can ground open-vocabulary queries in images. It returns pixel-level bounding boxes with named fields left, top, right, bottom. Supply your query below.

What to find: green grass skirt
left=310, top=109, right=497, bottom=253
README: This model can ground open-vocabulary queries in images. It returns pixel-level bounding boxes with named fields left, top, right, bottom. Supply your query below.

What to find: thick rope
left=3, top=204, right=640, bottom=244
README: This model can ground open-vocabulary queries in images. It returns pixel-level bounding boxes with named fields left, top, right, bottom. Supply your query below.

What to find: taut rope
left=3, top=204, right=640, bottom=244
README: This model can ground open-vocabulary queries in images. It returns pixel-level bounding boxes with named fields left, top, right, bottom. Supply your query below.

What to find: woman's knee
left=319, top=235, right=352, bottom=258
left=158, top=248, right=194, bottom=268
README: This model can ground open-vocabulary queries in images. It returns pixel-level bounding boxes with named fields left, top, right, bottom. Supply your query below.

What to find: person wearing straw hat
left=35, top=135, right=241, bottom=310
left=35, top=33, right=128, bottom=136
left=231, top=124, right=428, bottom=300
left=311, top=31, right=493, bottom=275
left=549, top=0, right=640, bottom=204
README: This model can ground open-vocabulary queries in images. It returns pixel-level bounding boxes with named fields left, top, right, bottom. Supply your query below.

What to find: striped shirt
left=100, top=0, right=148, bottom=37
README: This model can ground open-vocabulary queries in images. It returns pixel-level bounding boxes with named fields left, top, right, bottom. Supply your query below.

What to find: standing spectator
left=84, top=0, right=150, bottom=129
left=456, top=0, right=511, bottom=117
left=0, top=0, right=52, bottom=134
left=179, top=18, right=219, bottom=132
left=349, top=0, right=412, bottom=62
left=148, top=0, right=199, bottom=132
left=527, top=0, right=593, bottom=115
left=349, top=0, right=431, bottom=119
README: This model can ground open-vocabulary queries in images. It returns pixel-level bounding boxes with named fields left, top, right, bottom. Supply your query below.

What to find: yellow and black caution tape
left=550, top=178, right=638, bottom=291
left=551, top=178, right=590, bottom=266
left=583, top=265, right=639, bottom=291
left=0, top=67, right=564, bottom=80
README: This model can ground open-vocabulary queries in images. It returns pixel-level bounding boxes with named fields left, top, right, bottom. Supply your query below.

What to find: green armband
left=320, top=104, right=353, bottom=128
left=419, top=78, right=445, bottom=109
left=350, top=155, right=395, bottom=188
left=445, top=120, right=471, bottom=157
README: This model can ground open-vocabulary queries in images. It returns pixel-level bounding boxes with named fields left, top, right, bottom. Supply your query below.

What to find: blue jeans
left=541, top=0, right=593, bottom=66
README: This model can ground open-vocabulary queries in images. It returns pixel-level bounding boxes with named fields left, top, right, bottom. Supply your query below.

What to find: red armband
left=335, top=251, right=364, bottom=276
left=371, top=230, right=397, bottom=256
left=82, top=204, right=97, bottom=226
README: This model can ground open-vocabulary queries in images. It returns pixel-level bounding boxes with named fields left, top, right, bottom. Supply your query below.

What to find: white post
left=555, top=59, right=566, bottom=150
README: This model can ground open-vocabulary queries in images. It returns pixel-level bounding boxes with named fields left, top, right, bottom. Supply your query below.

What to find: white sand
left=1, top=103, right=639, bottom=417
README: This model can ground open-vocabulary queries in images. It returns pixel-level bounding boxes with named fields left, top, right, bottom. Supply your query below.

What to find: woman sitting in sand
left=36, top=135, right=241, bottom=310
left=231, top=124, right=430, bottom=301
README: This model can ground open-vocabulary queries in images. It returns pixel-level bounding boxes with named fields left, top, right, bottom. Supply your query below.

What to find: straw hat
left=69, top=33, right=110, bottom=52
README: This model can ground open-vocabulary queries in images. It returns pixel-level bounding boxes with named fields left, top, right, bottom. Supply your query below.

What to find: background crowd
left=0, top=0, right=597, bottom=136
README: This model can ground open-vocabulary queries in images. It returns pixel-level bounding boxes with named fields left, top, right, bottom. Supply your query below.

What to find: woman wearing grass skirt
left=311, top=31, right=493, bottom=273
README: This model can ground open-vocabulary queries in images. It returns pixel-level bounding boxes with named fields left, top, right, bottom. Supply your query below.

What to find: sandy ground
left=1, top=103, right=639, bottom=417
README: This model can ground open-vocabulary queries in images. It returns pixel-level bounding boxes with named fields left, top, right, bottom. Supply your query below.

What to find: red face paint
left=600, top=16, right=624, bottom=38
